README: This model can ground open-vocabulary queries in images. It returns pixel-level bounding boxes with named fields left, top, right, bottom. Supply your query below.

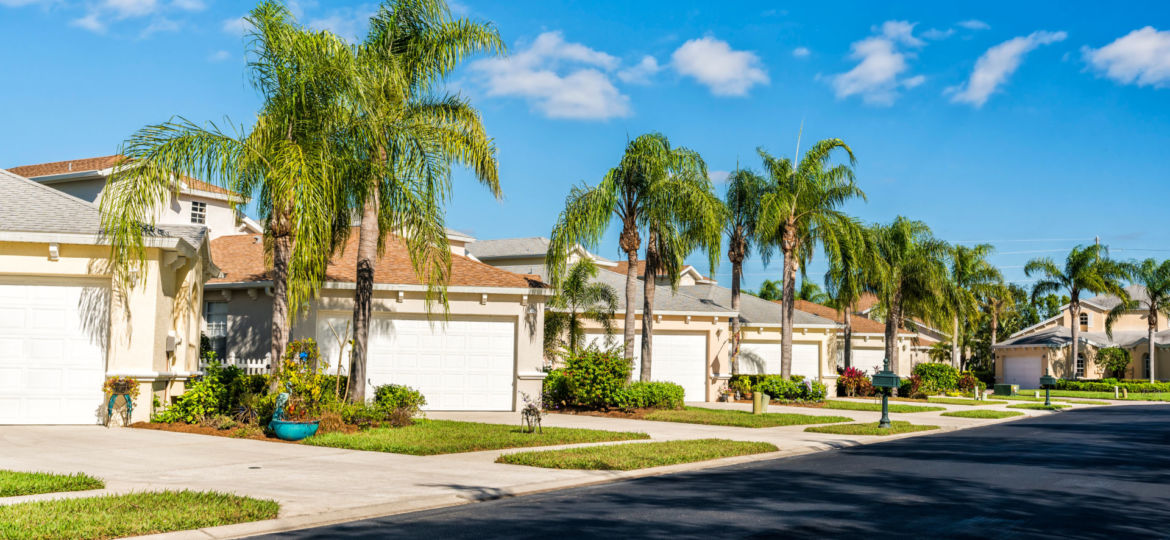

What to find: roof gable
left=7, top=155, right=240, bottom=199
left=0, top=168, right=103, bottom=235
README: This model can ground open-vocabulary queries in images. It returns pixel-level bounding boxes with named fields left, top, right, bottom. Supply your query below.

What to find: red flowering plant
left=837, top=367, right=871, bottom=397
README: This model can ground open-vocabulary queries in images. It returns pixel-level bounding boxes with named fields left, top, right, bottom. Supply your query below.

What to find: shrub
left=373, top=384, right=427, bottom=416
left=542, top=368, right=572, bottom=409
left=562, top=347, right=632, bottom=409
left=912, top=362, right=960, bottom=393
left=755, top=375, right=826, bottom=402
left=154, top=362, right=249, bottom=424
left=1055, top=378, right=1170, bottom=393
left=838, top=367, right=871, bottom=397
left=616, top=381, right=685, bottom=410
left=898, top=374, right=921, bottom=399
left=1095, top=347, right=1131, bottom=379
left=335, top=402, right=413, bottom=429
left=957, top=371, right=985, bottom=393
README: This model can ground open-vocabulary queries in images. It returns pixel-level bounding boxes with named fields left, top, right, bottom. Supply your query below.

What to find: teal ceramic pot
left=269, top=419, right=319, bottom=441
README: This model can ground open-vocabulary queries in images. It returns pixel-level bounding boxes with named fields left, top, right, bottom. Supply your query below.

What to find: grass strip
left=497, top=439, right=777, bottom=470
left=0, top=490, right=278, bottom=540
left=305, top=419, right=649, bottom=455
left=927, top=397, right=1009, bottom=406
left=821, top=400, right=945, bottom=413
left=1006, top=403, right=1070, bottom=410
left=1016, top=390, right=1170, bottom=401
left=0, top=470, right=103, bottom=498
left=940, top=410, right=1025, bottom=419
left=805, top=420, right=939, bottom=436
left=644, top=407, right=851, bottom=428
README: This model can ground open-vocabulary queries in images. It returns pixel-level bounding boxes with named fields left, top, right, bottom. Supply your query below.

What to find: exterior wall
left=0, top=240, right=204, bottom=423
left=43, top=178, right=106, bottom=202
left=156, top=195, right=241, bottom=239
left=837, top=334, right=922, bottom=376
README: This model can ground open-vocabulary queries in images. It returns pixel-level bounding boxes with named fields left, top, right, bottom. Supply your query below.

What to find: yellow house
left=0, top=168, right=216, bottom=424
left=993, top=285, right=1169, bottom=386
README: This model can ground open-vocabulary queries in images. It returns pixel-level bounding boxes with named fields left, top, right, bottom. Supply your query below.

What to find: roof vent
left=67, top=162, right=72, bottom=172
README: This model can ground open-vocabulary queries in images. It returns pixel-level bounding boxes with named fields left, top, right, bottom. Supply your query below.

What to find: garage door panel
left=1004, top=357, right=1041, bottom=388
left=792, top=344, right=820, bottom=379
left=585, top=333, right=707, bottom=401
left=852, top=349, right=886, bottom=375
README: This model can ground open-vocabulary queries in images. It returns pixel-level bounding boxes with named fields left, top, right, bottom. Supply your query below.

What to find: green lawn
left=993, top=394, right=1068, bottom=403
left=1006, top=403, right=1070, bottom=410
left=926, top=397, right=1009, bottom=406
left=822, top=400, right=945, bottom=413
left=644, top=407, right=852, bottom=428
left=0, top=470, right=103, bottom=497
left=1017, top=389, right=1170, bottom=402
left=805, top=421, right=940, bottom=436
left=497, top=439, right=778, bottom=470
left=0, top=491, right=278, bottom=540
left=305, top=419, right=649, bottom=455
left=940, top=410, right=1026, bottom=419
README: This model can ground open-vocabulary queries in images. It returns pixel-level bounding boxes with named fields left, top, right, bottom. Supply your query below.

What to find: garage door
left=317, top=316, right=515, bottom=411
left=1004, top=356, right=1042, bottom=388
left=0, top=281, right=108, bottom=424
left=737, top=342, right=819, bottom=380
left=585, top=333, right=708, bottom=401
left=852, top=349, right=887, bottom=375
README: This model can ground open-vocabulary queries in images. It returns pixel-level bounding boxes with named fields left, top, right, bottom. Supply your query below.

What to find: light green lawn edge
left=497, top=439, right=778, bottom=470
left=1015, top=389, right=1170, bottom=401
left=644, top=407, right=852, bottom=428
left=940, top=410, right=1026, bottom=419
left=822, top=400, right=946, bottom=413
left=927, top=397, right=1009, bottom=406
left=305, top=419, right=649, bottom=455
left=805, top=420, right=939, bottom=436
left=0, top=470, right=104, bottom=498
left=0, top=491, right=278, bottom=540
left=1006, top=403, right=1070, bottom=410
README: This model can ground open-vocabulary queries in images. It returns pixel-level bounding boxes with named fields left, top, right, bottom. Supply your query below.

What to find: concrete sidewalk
left=0, top=399, right=1095, bottom=539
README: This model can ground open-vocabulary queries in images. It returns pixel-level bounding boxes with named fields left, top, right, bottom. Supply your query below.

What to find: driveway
left=265, top=404, right=1170, bottom=539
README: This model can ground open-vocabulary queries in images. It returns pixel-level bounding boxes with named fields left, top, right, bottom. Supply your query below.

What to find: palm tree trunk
left=884, top=293, right=902, bottom=372
left=843, top=308, right=853, bottom=370
left=622, top=248, right=639, bottom=363
left=952, top=314, right=961, bottom=370
left=1149, top=316, right=1157, bottom=383
left=639, top=236, right=657, bottom=382
left=730, top=260, right=742, bottom=376
left=780, top=226, right=797, bottom=379
left=347, top=182, right=379, bottom=403
left=267, top=211, right=293, bottom=393
left=1069, top=296, right=1080, bottom=380
left=990, top=309, right=998, bottom=348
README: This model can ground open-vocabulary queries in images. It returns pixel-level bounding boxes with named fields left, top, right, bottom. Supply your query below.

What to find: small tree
left=544, top=259, right=619, bottom=356
left=1095, top=347, right=1131, bottom=379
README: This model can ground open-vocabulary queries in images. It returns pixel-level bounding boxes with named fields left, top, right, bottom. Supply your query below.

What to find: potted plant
left=102, top=376, right=140, bottom=426
left=268, top=394, right=319, bottom=441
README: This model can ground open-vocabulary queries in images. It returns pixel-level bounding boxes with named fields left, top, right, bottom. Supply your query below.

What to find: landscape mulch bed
left=547, top=408, right=662, bottom=420
left=130, top=421, right=358, bottom=444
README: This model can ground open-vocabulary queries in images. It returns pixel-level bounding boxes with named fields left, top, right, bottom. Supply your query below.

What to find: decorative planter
left=269, top=419, right=319, bottom=441
left=110, top=381, right=136, bottom=394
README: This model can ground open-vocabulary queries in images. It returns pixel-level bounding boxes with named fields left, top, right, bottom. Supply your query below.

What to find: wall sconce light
left=526, top=304, right=538, bottom=316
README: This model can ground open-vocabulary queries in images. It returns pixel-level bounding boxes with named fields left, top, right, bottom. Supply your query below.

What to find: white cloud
left=1082, top=27, right=1170, bottom=88
left=208, top=49, right=230, bottom=62
left=671, top=36, right=769, bottom=96
left=0, top=0, right=53, bottom=6
left=922, top=28, right=954, bottom=40
left=222, top=16, right=248, bottom=35
left=709, top=170, right=731, bottom=183
left=617, top=55, right=661, bottom=84
left=792, top=46, right=811, bottom=58
left=947, top=30, right=1067, bottom=107
left=104, top=0, right=157, bottom=18
left=171, top=0, right=204, bottom=11
left=469, top=31, right=630, bottom=120
left=958, top=19, right=991, bottom=30
left=70, top=12, right=105, bottom=32
left=140, top=16, right=178, bottom=37
left=307, top=5, right=377, bottom=43
left=830, top=21, right=925, bottom=106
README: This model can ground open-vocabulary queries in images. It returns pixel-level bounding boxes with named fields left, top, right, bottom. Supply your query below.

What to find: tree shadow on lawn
left=271, top=405, right=1170, bottom=539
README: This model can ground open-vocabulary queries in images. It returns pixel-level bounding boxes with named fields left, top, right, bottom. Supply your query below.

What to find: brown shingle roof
left=210, top=229, right=540, bottom=289
left=609, top=260, right=707, bottom=280
left=8, top=155, right=237, bottom=197
left=790, top=300, right=889, bottom=334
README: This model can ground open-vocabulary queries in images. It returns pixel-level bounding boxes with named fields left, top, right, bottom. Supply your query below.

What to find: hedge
left=1055, top=378, right=1170, bottom=393
left=542, top=347, right=684, bottom=410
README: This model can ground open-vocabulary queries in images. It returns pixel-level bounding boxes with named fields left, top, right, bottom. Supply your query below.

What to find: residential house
left=853, top=292, right=946, bottom=371
left=993, top=285, right=1169, bottom=386
left=0, top=168, right=216, bottom=424
left=790, top=300, right=920, bottom=375
left=8, top=155, right=261, bottom=239
left=205, top=229, right=551, bottom=412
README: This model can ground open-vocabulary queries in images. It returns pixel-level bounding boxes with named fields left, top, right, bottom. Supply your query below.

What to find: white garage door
left=737, top=342, right=819, bottom=380
left=851, top=349, right=887, bottom=375
left=585, top=333, right=708, bottom=401
left=317, top=316, right=515, bottom=411
left=1004, top=356, right=1042, bottom=388
left=0, top=281, right=108, bottom=424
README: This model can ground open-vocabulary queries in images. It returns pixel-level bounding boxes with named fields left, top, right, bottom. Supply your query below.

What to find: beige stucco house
left=993, top=285, right=1169, bottom=386
left=205, top=229, right=551, bottom=412
left=792, top=300, right=923, bottom=376
left=0, top=168, right=216, bottom=424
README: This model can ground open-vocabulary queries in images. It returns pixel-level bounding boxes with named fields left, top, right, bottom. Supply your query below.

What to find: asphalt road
left=266, top=405, right=1170, bottom=539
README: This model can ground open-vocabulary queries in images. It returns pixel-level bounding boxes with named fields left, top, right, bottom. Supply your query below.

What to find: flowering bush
left=103, top=376, right=140, bottom=399
left=837, top=367, right=871, bottom=397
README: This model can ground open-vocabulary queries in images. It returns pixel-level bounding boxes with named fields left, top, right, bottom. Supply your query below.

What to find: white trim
left=743, top=323, right=837, bottom=330
left=208, top=280, right=554, bottom=296
left=105, top=370, right=201, bottom=381
left=1009, top=313, right=1065, bottom=339
left=516, top=371, right=548, bottom=380
left=0, top=231, right=191, bottom=253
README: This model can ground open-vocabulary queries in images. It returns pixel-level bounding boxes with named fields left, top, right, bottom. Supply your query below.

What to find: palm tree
left=981, top=280, right=1015, bottom=352
left=945, top=244, right=1003, bottom=370
left=1106, top=258, right=1170, bottom=382
left=756, top=139, right=863, bottom=379
left=869, top=217, right=951, bottom=370
left=722, top=169, right=766, bottom=375
left=337, top=0, right=503, bottom=402
left=543, top=259, right=620, bottom=355
left=796, top=280, right=831, bottom=304
left=547, top=133, right=722, bottom=381
left=825, top=224, right=874, bottom=370
left=750, top=279, right=783, bottom=301
left=1025, top=245, right=1130, bottom=380
left=100, top=2, right=352, bottom=386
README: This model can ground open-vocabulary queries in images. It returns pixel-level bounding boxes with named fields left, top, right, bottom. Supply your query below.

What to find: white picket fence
left=199, top=353, right=272, bottom=375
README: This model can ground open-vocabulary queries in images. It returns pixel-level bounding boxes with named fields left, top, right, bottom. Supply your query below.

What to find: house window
left=1076, top=354, right=1085, bottom=378
left=203, top=301, right=228, bottom=361
left=191, top=201, right=207, bottom=224
left=1079, top=312, right=1089, bottom=331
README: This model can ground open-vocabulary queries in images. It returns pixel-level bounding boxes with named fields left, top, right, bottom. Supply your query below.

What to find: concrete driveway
left=0, top=398, right=1099, bottom=538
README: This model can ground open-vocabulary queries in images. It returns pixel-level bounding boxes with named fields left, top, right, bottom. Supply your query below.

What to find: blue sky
left=2, top=1, right=1169, bottom=291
